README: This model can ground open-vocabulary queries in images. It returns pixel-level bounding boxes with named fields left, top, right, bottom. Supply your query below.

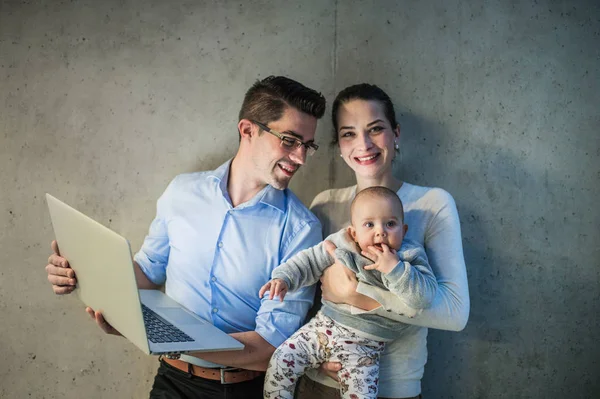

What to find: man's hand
left=318, top=361, right=342, bottom=381
left=258, top=279, right=289, bottom=301
left=85, top=307, right=122, bottom=336
left=45, top=240, right=77, bottom=294
left=362, top=243, right=400, bottom=274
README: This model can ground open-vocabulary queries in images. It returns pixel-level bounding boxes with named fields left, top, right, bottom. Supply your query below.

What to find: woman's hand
left=321, top=241, right=382, bottom=311
left=320, top=241, right=359, bottom=303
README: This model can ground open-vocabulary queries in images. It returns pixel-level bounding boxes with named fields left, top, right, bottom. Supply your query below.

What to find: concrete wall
left=1, top=0, right=598, bottom=398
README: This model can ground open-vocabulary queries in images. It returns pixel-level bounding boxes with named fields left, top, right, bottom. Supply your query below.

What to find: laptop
left=46, top=193, right=244, bottom=356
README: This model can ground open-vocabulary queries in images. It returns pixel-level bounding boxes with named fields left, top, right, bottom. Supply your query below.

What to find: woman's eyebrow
left=366, top=119, right=385, bottom=127
left=340, top=119, right=385, bottom=131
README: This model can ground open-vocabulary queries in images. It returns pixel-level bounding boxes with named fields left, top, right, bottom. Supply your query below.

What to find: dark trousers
left=149, top=359, right=265, bottom=399
left=294, top=375, right=422, bottom=399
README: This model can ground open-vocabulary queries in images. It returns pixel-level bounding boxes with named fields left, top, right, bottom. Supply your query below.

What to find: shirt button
left=211, top=277, right=217, bottom=282
left=212, top=308, right=218, bottom=313
left=218, top=242, right=223, bottom=248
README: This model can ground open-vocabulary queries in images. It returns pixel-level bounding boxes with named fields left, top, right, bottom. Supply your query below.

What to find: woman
left=296, top=84, right=470, bottom=399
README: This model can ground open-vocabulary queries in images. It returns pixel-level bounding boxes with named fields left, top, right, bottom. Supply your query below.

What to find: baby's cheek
left=358, top=237, right=373, bottom=250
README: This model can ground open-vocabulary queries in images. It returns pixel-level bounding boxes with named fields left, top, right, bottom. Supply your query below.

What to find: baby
left=259, top=186, right=438, bottom=399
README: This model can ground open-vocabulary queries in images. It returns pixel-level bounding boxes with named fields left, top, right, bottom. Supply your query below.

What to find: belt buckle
left=219, top=367, right=241, bottom=384
left=220, top=368, right=230, bottom=384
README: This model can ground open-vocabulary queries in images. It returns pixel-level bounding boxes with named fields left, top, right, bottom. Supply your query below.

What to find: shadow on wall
left=396, top=108, right=600, bottom=397
left=395, top=111, right=515, bottom=398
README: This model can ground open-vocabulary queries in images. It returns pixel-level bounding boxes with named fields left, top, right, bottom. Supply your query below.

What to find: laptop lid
left=46, top=193, right=151, bottom=354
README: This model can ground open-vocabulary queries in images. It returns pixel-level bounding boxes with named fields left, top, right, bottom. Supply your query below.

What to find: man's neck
left=228, top=156, right=268, bottom=208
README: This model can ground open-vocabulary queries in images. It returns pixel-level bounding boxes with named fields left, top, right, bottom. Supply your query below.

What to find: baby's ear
left=347, top=225, right=357, bottom=241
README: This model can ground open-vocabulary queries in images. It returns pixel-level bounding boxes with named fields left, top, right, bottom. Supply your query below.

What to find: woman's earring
left=339, top=154, right=343, bottom=158
left=394, top=140, right=399, bottom=151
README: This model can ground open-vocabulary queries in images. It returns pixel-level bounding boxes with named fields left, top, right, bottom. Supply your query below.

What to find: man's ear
left=238, top=119, right=256, bottom=142
left=403, top=223, right=408, bottom=236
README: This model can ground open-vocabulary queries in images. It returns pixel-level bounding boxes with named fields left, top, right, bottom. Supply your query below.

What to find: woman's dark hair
left=238, top=76, right=326, bottom=125
left=331, top=83, right=398, bottom=145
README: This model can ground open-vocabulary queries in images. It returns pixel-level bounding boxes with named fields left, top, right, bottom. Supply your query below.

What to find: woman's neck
left=356, top=173, right=403, bottom=193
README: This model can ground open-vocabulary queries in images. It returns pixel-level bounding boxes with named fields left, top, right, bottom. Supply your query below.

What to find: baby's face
left=349, top=195, right=407, bottom=251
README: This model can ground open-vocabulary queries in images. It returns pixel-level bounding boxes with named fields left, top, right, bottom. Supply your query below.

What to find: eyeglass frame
left=251, top=120, right=319, bottom=156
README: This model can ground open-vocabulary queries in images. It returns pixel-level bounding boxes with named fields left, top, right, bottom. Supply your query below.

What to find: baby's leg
left=264, top=312, right=332, bottom=399
left=331, top=328, right=386, bottom=399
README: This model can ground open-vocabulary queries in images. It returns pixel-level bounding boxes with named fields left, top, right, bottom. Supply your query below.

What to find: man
left=45, top=76, right=326, bottom=398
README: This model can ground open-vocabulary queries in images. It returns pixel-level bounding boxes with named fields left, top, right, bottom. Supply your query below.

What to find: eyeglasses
left=251, top=120, right=319, bottom=156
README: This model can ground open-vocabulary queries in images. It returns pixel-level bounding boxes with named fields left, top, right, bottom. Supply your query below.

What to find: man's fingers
left=95, top=311, right=111, bottom=333
left=46, top=264, right=75, bottom=279
left=363, top=263, right=378, bottom=270
left=52, top=285, right=75, bottom=295
left=51, top=240, right=60, bottom=256
left=48, top=253, right=69, bottom=268
left=321, top=361, right=342, bottom=372
left=319, top=361, right=342, bottom=381
left=46, top=241, right=75, bottom=295
left=47, top=273, right=76, bottom=287
left=93, top=310, right=121, bottom=336
left=49, top=240, right=70, bottom=268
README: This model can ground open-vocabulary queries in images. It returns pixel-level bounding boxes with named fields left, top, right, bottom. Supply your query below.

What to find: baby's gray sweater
left=271, top=229, right=438, bottom=340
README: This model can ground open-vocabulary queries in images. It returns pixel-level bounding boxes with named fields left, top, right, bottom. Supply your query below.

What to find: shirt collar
left=209, top=159, right=286, bottom=213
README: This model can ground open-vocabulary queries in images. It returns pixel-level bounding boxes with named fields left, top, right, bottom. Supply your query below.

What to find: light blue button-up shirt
left=134, top=160, right=321, bottom=361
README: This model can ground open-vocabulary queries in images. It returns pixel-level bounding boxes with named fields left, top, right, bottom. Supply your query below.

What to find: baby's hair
left=351, top=186, right=404, bottom=222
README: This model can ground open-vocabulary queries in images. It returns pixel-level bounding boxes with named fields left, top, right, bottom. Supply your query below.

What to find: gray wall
left=1, top=0, right=598, bottom=398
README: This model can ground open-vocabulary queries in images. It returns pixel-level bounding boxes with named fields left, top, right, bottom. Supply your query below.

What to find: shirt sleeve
left=380, top=241, right=438, bottom=311
left=271, top=230, right=347, bottom=291
left=255, top=219, right=322, bottom=348
left=354, top=190, right=470, bottom=331
left=133, top=178, right=176, bottom=285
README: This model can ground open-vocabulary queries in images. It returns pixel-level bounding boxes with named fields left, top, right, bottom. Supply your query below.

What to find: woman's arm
left=359, top=190, right=469, bottom=331
left=319, top=256, right=381, bottom=310
left=322, top=190, right=469, bottom=331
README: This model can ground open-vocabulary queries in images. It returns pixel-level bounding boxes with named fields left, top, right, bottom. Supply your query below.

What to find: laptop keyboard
left=141, top=304, right=195, bottom=343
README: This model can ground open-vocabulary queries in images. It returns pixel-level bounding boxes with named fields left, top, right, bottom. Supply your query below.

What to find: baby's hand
left=362, top=244, right=399, bottom=274
left=258, top=279, right=289, bottom=301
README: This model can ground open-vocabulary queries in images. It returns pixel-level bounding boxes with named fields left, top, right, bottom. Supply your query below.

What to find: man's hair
left=238, top=76, right=326, bottom=126
left=331, top=83, right=398, bottom=145
left=351, top=186, right=404, bottom=222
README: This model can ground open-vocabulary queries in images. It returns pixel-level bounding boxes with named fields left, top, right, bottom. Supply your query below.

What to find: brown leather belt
left=161, top=357, right=264, bottom=384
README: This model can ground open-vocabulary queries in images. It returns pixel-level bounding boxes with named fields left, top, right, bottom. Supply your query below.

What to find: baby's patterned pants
left=264, top=311, right=386, bottom=399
